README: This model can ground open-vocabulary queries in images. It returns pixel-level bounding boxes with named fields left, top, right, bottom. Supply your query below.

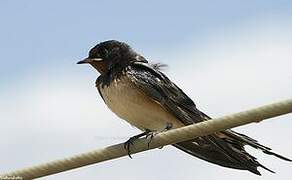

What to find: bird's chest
left=98, top=75, right=182, bottom=131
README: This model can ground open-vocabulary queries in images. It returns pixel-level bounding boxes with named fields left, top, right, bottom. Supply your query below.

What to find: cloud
left=1, top=19, right=292, bottom=179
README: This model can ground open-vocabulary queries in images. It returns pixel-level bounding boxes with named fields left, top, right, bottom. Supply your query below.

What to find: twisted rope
left=1, top=99, right=292, bottom=179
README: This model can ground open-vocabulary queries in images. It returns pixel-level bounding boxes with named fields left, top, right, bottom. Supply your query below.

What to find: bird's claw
left=145, top=132, right=164, bottom=149
left=146, top=131, right=158, bottom=148
left=124, top=124, right=172, bottom=157
left=124, top=136, right=138, bottom=158
left=146, top=123, right=173, bottom=148
left=124, top=129, right=151, bottom=158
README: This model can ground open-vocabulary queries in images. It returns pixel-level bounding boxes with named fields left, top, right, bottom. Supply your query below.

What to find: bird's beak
left=77, top=58, right=103, bottom=64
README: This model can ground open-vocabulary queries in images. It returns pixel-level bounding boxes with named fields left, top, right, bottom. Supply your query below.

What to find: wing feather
left=126, top=62, right=290, bottom=174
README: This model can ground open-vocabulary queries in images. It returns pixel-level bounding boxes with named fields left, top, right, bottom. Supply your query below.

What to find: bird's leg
left=147, top=122, right=173, bottom=148
left=124, top=129, right=151, bottom=158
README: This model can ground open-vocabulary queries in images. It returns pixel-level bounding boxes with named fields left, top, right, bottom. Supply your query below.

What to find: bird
left=77, top=40, right=291, bottom=175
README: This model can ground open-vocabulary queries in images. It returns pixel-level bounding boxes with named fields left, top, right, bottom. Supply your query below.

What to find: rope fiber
left=1, top=99, right=292, bottom=179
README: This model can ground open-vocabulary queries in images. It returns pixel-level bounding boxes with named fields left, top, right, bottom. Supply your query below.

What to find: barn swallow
left=77, top=40, right=291, bottom=175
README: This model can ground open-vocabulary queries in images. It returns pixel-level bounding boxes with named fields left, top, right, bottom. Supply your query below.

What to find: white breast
left=98, top=74, right=183, bottom=131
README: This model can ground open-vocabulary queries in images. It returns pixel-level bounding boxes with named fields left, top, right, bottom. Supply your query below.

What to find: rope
left=1, top=99, right=292, bottom=179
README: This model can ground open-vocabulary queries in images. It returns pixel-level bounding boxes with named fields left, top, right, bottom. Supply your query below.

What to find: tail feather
left=173, top=129, right=291, bottom=175
left=257, top=163, right=275, bottom=174
left=223, top=130, right=292, bottom=161
left=227, top=130, right=272, bottom=150
left=262, top=150, right=292, bottom=161
left=174, top=138, right=262, bottom=175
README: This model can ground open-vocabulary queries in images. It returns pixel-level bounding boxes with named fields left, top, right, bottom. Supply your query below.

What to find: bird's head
left=77, top=40, right=147, bottom=74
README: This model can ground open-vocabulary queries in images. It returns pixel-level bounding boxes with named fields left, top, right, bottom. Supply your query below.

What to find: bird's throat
left=90, top=62, right=108, bottom=75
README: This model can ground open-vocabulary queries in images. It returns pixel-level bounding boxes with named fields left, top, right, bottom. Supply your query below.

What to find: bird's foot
left=124, top=137, right=137, bottom=159
left=146, top=123, right=173, bottom=148
left=146, top=131, right=158, bottom=148
left=124, top=129, right=151, bottom=158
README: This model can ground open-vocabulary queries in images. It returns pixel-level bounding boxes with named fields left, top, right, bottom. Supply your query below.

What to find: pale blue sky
left=0, top=1, right=292, bottom=179
left=1, top=0, right=291, bottom=78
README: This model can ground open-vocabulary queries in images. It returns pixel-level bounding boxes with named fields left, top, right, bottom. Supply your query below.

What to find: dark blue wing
left=129, top=62, right=208, bottom=125
left=127, top=61, right=290, bottom=175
